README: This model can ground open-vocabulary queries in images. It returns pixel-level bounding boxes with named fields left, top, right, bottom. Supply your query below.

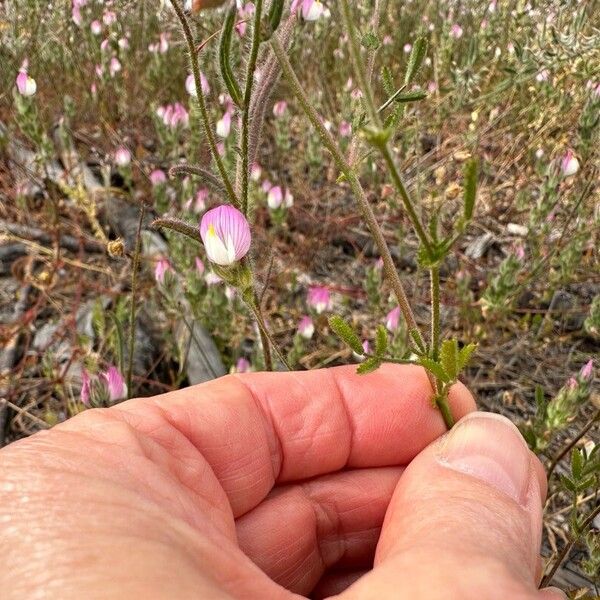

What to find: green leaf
left=381, top=66, right=395, bottom=97
left=361, top=32, right=380, bottom=50
left=219, top=5, right=243, bottom=108
left=357, top=356, right=381, bottom=375
left=458, top=343, right=477, bottom=370
left=404, top=36, right=427, bottom=85
left=571, top=449, right=583, bottom=481
left=328, top=316, right=364, bottom=355
left=375, top=325, right=388, bottom=357
left=267, top=0, right=285, bottom=35
left=560, top=475, right=577, bottom=494
left=419, top=357, right=450, bottom=383
left=409, top=328, right=426, bottom=353
left=440, top=339, right=459, bottom=381
left=463, top=159, right=478, bottom=221
left=394, top=90, right=428, bottom=103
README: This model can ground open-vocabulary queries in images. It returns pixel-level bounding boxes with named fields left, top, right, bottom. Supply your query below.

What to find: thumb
left=340, top=412, right=565, bottom=600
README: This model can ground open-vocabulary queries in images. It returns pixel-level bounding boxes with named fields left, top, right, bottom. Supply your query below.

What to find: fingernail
left=436, top=412, right=532, bottom=505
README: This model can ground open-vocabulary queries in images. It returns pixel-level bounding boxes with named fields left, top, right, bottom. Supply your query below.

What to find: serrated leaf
left=394, top=90, right=428, bottom=103
left=328, top=316, right=364, bottom=355
left=409, top=328, right=426, bottom=352
left=440, top=339, right=459, bottom=381
left=361, top=31, right=380, bottom=50
left=382, top=66, right=395, bottom=97
left=571, top=449, right=583, bottom=481
left=419, top=357, right=450, bottom=383
left=357, top=356, right=381, bottom=375
left=577, top=475, right=596, bottom=491
left=375, top=325, right=388, bottom=357
left=404, top=36, right=427, bottom=85
left=458, top=343, right=477, bottom=370
left=463, top=159, right=478, bottom=221
left=560, top=474, right=577, bottom=493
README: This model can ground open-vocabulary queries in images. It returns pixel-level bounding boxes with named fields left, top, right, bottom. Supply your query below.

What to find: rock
left=177, top=320, right=227, bottom=385
left=465, top=232, right=494, bottom=259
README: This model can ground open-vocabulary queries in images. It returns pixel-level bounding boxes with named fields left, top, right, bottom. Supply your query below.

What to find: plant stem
left=436, top=393, right=455, bottom=429
left=338, top=0, right=380, bottom=127
left=379, top=145, right=434, bottom=255
left=168, top=0, right=239, bottom=208
left=246, top=296, right=291, bottom=371
left=430, top=265, right=441, bottom=359
left=540, top=502, right=600, bottom=588
left=240, top=0, right=263, bottom=214
left=270, top=36, right=426, bottom=353
left=547, top=409, right=600, bottom=481
left=127, top=202, right=146, bottom=397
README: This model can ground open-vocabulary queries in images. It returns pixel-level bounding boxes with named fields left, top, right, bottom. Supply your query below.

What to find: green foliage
left=404, top=37, right=427, bottom=85
left=328, top=316, right=364, bottom=355
left=219, top=5, right=243, bottom=108
left=361, top=32, right=380, bottom=50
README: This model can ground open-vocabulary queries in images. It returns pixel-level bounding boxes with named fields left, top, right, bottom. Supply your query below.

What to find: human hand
left=0, top=365, right=564, bottom=599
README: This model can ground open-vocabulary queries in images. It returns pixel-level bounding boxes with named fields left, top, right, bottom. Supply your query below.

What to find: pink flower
left=559, top=149, right=579, bottom=177
left=118, top=37, right=129, bottom=50
left=374, top=257, right=384, bottom=271
left=273, top=100, right=287, bottom=117
left=298, top=316, right=315, bottom=339
left=80, top=370, right=91, bottom=406
left=234, top=358, right=251, bottom=373
left=205, top=272, right=223, bottom=285
left=514, top=245, right=525, bottom=261
left=250, top=163, right=262, bottom=181
left=72, top=4, right=82, bottom=26
left=291, top=0, right=325, bottom=21
left=535, top=69, right=549, bottom=83
left=308, top=286, right=331, bottom=314
left=216, top=109, right=232, bottom=138
left=149, top=169, right=166, bottom=186
left=90, top=20, right=102, bottom=35
left=267, top=185, right=283, bottom=209
left=580, top=360, right=593, bottom=381
left=450, top=24, right=463, bottom=38
left=403, top=43, right=412, bottom=53
left=195, top=257, right=205, bottom=276
left=362, top=340, right=370, bottom=354
left=261, top=179, right=273, bottom=193
left=109, top=57, right=122, bottom=77
left=154, top=257, right=173, bottom=283
left=185, top=73, right=210, bottom=97
left=15, top=69, right=36, bottom=97
left=385, top=306, right=401, bottom=332
left=100, top=365, right=127, bottom=402
left=159, top=32, right=169, bottom=53
left=338, top=120, right=352, bottom=137
left=114, top=146, right=131, bottom=167
left=102, top=10, right=117, bottom=25
left=200, top=205, right=251, bottom=266
left=192, top=188, right=209, bottom=213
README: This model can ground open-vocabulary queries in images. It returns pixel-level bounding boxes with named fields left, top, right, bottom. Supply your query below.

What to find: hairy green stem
left=379, top=144, right=434, bottom=255
left=270, top=36, right=426, bottom=353
left=127, top=202, right=146, bottom=397
left=338, top=0, right=380, bottom=126
left=430, top=266, right=441, bottom=359
left=168, top=0, right=239, bottom=208
left=540, top=502, right=600, bottom=588
left=436, top=394, right=455, bottom=429
left=246, top=296, right=291, bottom=371
left=240, top=0, right=263, bottom=214
left=546, top=409, right=600, bottom=481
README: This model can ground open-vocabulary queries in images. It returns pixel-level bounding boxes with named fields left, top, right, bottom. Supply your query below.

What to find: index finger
left=107, top=364, right=475, bottom=517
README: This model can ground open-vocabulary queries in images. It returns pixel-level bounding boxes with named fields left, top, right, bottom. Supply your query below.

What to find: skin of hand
left=0, top=364, right=566, bottom=600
